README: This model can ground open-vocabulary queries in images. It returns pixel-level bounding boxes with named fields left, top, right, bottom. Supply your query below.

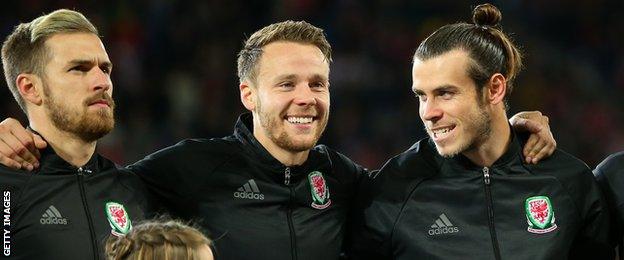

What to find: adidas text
left=40, top=218, right=68, bottom=225
left=233, top=191, right=264, bottom=200
left=428, top=226, right=459, bottom=236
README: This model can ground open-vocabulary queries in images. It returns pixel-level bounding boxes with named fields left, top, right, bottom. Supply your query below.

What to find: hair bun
left=472, top=3, right=502, bottom=27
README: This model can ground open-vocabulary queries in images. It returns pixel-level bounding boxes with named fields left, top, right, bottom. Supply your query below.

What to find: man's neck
left=463, top=114, right=511, bottom=167
left=30, top=119, right=96, bottom=167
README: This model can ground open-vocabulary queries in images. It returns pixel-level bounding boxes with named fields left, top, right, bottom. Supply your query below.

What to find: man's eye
left=440, top=91, right=453, bottom=99
left=279, top=82, right=294, bottom=88
left=310, top=82, right=325, bottom=88
left=69, top=66, right=88, bottom=72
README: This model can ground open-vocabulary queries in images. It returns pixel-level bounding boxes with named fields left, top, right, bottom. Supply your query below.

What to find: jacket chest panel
left=193, top=162, right=349, bottom=260
left=9, top=174, right=146, bottom=259
left=393, top=174, right=580, bottom=259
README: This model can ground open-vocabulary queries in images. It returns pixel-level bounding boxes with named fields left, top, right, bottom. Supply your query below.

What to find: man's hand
left=0, top=118, right=47, bottom=170
left=510, top=111, right=556, bottom=164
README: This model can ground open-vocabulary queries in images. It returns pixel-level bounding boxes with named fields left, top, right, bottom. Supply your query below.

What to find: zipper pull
left=284, top=167, right=291, bottom=186
left=483, top=167, right=490, bottom=185
left=77, top=167, right=93, bottom=175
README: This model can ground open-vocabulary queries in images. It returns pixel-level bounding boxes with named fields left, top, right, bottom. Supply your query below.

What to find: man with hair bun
left=350, top=4, right=613, bottom=259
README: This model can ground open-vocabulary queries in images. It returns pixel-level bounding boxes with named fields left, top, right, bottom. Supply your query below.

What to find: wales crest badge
left=525, top=196, right=557, bottom=234
left=106, top=202, right=132, bottom=237
left=308, top=171, right=331, bottom=210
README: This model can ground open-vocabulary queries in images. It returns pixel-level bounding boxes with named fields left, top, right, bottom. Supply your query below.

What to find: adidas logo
left=233, top=179, right=265, bottom=200
left=428, top=213, right=459, bottom=236
left=40, top=205, right=68, bottom=225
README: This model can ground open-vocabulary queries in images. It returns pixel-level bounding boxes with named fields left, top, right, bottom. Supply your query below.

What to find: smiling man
left=350, top=4, right=613, bottom=259
left=0, top=10, right=149, bottom=259
left=124, top=21, right=365, bottom=260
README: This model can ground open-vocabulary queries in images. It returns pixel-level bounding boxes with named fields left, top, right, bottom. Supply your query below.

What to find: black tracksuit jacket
left=594, top=151, right=624, bottom=257
left=0, top=147, right=150, bottom=259
left=350, top=134, right=613, bottom=259
left=128, top=113, right=365, bottom=260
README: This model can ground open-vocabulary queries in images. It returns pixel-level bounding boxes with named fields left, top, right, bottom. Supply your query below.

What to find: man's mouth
left=89, top=99, right=110, bottom=107
left=285, top=115, right=316, bottom=125
left=430, top=125, right=455, bottom=140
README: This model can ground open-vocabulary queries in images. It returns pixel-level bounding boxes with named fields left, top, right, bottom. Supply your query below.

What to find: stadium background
left=1, top=0, right=622, bottom=169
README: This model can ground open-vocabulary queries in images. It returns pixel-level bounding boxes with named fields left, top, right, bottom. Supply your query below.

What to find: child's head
left=105, top=219, right=213, bottom=260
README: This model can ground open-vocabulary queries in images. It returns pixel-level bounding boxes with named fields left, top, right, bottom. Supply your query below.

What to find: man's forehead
left=258, top=42, right=329, bottom=79
left=412, top=50, right=473, bottom=90
left=45, top=33, right=110, bottom=63
left=413, top=50, right=470, bottom=73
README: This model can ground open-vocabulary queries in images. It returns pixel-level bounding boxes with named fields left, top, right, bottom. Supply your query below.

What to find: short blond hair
left=237, top=20, right=332, bottom=85
left=1, top=9, right=98, bottom=112
left=105, top=219, right=212, bottom=260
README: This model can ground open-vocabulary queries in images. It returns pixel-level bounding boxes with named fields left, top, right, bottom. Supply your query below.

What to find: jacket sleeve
left=593, top=152, right=624, bottom=255
left=0, top=167, right=27, bottom=206
left=0, top=167, right=28, bottom=241
left=348, top=140, right=434, bottom=259
left=126, top=138, right=236, bottom=218
left=348, top=152, right=424, bottom=260
left=568, top=166, right=615, bottom=259
left=348, top=169, right=396, bottom=259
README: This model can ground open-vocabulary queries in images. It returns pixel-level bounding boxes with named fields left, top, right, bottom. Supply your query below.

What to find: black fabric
left=129, top=113, right=366, bottom=260
left=594, top=151, right=624, bottom=258
left=350, top=133, right=613, bottom=260
left=0, top=146, right=150, bottom=260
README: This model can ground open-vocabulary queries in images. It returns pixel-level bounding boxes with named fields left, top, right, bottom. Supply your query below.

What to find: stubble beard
left=434, top=102, right=492, bottom=158
left=43, top=83, right=115, bottom=142
left=256, top=98, right=327, bottom=152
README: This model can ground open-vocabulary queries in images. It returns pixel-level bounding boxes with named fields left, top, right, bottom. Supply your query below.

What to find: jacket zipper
left=284, top=167, right=298, bottom=260
left=483, top=167, right=501, bottom=260
left=77, top=167, right=99, bottom=260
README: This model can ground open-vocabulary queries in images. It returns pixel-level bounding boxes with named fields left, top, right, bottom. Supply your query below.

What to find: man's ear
left=16, top=74, right=43, bottom=106
left=485, top=73, right=507, bottom=105
left=239, top=81, right=256, bottom=111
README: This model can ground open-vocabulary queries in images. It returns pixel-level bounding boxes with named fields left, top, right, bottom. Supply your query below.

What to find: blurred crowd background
left=1, top=0, right=623, bottom=169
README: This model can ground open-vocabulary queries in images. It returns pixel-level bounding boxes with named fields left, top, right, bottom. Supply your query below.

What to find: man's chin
left=434, top=143, right=462, bottom=158
left=286, top=141, right=317, bottom=152
left=76, top=120, right=114, bottom=142
left=278, top=137, right=318, bottom=152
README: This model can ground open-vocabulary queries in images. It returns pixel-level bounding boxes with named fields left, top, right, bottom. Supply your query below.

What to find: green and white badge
left=308, top=171, right=331, bottom=210
left=105, top=202, right=132, bottom=236
left=525, top=196, right=557, bottom=234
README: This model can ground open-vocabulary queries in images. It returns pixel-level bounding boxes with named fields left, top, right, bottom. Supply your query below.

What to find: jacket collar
left=232, top=113, right=327, bottom=173
left=438, top=127, right=526, bottom=174
left=29, top=129, right=116, bottom=175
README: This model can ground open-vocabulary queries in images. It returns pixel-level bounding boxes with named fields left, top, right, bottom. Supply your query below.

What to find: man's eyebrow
left=275, top=74, right=297, bottom=81
left=413, top=84, right=458, bottom=94
left=433, top=85, right=459, bottom=92
left=309, top=74, right=328, bottom=82
left=67, top=59, right=113, bottom=69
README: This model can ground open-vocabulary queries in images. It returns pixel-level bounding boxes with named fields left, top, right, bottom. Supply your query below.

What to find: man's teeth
left=433, top=127, right=452, bottom=138
left=287, top=116, right=313, bottom=124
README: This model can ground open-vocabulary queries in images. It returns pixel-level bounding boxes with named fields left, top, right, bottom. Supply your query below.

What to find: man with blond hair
left=0, top=9, right=149, bottom=259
